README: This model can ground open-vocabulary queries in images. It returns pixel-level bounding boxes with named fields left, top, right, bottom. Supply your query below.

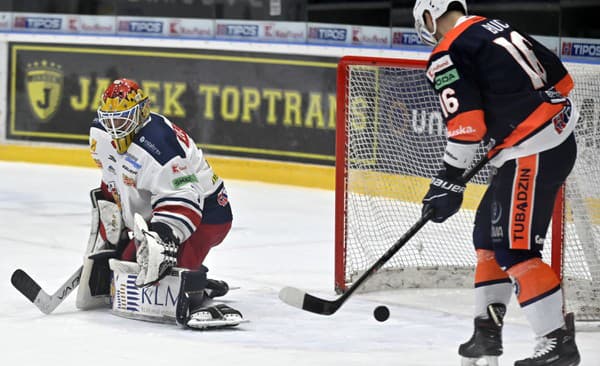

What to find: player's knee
left=494, top=248, right=541, bottom=269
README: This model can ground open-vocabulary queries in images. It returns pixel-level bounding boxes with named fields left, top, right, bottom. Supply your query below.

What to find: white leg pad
left=109, top=259, right=185, bottom=324
left=76, top=192, right=111, bottom=310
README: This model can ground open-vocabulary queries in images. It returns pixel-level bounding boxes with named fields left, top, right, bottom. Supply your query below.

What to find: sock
left=474, top=249, right=512, bottom=318
left=507, top=258, right=565, bottom=336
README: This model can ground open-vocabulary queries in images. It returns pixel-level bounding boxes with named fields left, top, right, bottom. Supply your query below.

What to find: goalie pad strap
left=176, top=267, right=208, bottom=325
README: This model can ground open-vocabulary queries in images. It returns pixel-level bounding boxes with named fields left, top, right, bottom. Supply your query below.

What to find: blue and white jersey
left=90, top=112, right=229, bottom=242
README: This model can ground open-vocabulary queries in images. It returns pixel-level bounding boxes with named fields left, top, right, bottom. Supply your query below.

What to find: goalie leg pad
left=77, top=189, right=122, bottom=310
left=109, top=259, right=184, bottom=323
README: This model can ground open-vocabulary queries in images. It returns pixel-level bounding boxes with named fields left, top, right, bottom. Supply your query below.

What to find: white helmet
left=413, top=0, right=467, bottom=46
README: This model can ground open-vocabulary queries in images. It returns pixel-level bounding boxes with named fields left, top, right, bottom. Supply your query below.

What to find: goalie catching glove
left=133, top=213, right=180, bottom=287
left=422, top=164, right=466, bottom=223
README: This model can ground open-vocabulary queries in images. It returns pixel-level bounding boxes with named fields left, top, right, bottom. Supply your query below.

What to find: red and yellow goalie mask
left=97, top=78, right=150, bottom=154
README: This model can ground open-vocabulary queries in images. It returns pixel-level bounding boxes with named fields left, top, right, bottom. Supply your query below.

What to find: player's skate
left=459, top=303, right=506, bottom=366
left=514, top=313, right=580, bottom=366
left=187, top=303, right=244, bottom=330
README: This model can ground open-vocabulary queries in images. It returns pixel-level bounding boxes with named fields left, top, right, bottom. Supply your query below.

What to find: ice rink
left=1, top=161, right=599, bottom=366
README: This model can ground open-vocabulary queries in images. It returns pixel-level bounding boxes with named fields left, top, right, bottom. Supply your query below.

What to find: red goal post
left=334, top=55, right=600, bottom=321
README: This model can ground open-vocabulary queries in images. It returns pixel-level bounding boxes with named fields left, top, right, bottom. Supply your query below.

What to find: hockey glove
left=422, top=168, right=466, bottom=223
left=133, top=214, right=180, bottom=287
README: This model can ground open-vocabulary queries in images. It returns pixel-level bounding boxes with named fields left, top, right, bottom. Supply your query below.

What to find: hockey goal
left=334, top=56, right=600, bottom=321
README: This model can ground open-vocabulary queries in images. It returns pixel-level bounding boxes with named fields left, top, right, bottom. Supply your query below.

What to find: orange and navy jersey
left=426, top=16, right=574, bottom=168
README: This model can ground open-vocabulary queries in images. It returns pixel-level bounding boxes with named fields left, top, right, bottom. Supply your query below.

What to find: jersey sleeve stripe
left=446, top=109, right=487, bottom=142
left=554, top=73, right=574, bottom=96
left=153, top=204, right=202, bottom=229
left=433, top=16, right=487, bottom=53
left=152, top=212, right=195, bottom=238
left=152, top=196, right=201, bottom=211
left=488, top=102, right=564, bottom=156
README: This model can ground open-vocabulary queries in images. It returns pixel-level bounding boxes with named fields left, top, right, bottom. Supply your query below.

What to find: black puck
left=373, top=305, right=389, bottom=322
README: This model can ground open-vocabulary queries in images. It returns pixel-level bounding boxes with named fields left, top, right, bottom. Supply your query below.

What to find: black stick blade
left=11, top=269, right=42, bottom=303
left=279, top=287, right=339, bottom=316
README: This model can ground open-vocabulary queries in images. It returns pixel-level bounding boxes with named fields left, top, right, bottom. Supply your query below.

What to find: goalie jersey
left=426, top=16, right=575, bottom=168
left=89, top=113, right=230, bottom=243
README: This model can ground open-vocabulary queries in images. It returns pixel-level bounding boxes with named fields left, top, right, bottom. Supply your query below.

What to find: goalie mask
left=97, top=78, right=150, bottom=154
left=413, top=0, right=467, bottom=46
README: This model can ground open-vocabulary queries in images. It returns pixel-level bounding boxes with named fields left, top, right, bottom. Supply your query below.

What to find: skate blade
left=461, top=356, right=498, bottom=366
left=187, top=318, right=249, bottom=330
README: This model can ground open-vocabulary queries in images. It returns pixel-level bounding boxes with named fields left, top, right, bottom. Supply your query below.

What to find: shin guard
left=474, top=250, right=512, bottom=318
left=507, top=258, right=565, bottom=336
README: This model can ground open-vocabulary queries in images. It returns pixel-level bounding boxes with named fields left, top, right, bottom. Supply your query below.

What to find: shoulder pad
left=133, top=114, right=186, bottom=166
left=91, top=118, right=106, bottom=132
left=426, top=53, right=455, bottom=82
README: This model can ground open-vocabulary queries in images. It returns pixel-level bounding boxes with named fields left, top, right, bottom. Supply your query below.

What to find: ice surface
left=1, top=161, right=598, bottom=366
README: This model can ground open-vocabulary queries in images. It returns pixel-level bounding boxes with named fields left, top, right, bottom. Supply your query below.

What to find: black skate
left=187, top=304, right=245, bottom=330
left=459, top=303, right=506, bottom=366
left=205, top=279, right=229, bottom=299
left=514, top=313, right=580, bottom=366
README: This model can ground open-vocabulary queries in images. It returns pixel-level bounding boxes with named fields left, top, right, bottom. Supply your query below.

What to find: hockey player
left=413, top=1, right=580, bottom=365
left=77, top=78, right=243, bottom=329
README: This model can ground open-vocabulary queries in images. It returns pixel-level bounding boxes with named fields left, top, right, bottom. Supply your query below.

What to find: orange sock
left=475, top=249, right=510, bottom=287
left=506, top=258, right=564, bottom=335
left=506, top=257, right=561, bottom=306
left=473, top=250, right=512, bottom=318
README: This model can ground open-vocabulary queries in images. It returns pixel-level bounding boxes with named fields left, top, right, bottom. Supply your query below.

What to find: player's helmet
left=413, top=0, right=467, bottom=46
left=97, top=78, right=150, bottom=154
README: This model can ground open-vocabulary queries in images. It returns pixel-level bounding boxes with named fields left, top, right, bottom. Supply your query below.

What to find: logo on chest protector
left=217, top=187, right=229, bottom=207
left=552, top=105, right=571, bottom=134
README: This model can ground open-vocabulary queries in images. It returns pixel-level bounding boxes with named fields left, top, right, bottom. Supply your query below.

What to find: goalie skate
left=186, top=303, right=246, bottom=330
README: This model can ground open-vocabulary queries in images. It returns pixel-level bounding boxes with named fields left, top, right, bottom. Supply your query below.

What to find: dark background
left=8, top=43, right=338, bottom=164
left=0, top=0, right=598, bottom=38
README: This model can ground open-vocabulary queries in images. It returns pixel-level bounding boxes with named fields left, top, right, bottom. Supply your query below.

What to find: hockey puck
left=373, top=305, right=389, bottom=322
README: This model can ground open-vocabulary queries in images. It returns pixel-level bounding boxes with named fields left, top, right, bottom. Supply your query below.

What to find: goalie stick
left=11, top=266, right=83, bottom=314
left=279, top=155, right=491, bottom=315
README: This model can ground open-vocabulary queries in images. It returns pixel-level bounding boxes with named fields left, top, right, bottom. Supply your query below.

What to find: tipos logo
left=25, top=60, right=63, bottom=122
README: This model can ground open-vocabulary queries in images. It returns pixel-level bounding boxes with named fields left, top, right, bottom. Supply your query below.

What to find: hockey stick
left=11, top=266, right=83, bottom=314
left=279, top=155, right=490, bottom=315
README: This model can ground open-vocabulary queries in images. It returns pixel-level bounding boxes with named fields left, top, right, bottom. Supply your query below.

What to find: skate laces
left=531, top=336, right=557, bottom=358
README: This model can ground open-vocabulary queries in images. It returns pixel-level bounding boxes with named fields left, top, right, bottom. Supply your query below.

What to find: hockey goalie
left=76, top=78, right=243, bottom=330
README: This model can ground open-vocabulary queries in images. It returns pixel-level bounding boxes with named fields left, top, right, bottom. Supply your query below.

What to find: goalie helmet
left=413, top=0, right=467, bottom=46
left=97, top=78, right=150, bottom=154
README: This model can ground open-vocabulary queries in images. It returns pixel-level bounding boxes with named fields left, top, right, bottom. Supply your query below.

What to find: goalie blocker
left=76, top=188, right=244, bottom=329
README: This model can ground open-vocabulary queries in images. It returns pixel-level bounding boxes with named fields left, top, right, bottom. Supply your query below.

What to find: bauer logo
left=217, top=24, right=259, bottom=37
left=309, top=27, right=347, bottom=42
left=25, top=60, right=64, bottom=122
left=14, top=16, right=62, bottom=30
left=562, top=42, right=600, bottom=58
left=119, top=20, right=163, bottom=34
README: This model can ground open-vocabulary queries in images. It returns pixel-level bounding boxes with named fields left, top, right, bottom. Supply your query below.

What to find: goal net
left=335, top=56, right=600, bottom=321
